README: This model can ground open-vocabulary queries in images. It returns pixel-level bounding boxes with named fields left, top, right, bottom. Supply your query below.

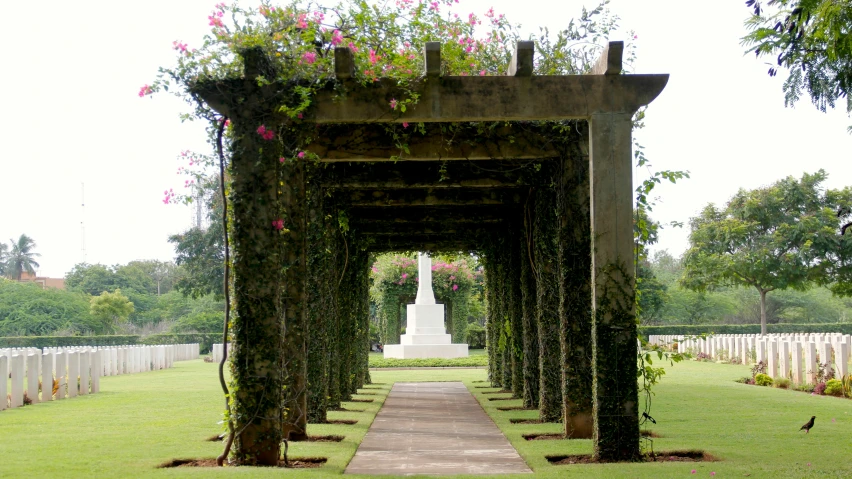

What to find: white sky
left=2, top=0, right=850, bottom=278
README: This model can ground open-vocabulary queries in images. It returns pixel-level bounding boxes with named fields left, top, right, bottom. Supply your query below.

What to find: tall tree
left=681, top=170, right=837, bottom=334
left=0, top=242, right=8, bottom=277
left=743, top=0, right=852, bottom=127
left=5, top=234, right=41, bottom=280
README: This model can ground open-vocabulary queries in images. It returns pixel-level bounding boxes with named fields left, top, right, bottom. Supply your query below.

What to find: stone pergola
left=195, top=41, right=667, bottom=464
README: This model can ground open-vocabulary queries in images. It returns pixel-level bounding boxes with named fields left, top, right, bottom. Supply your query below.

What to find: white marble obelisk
left=384, top=253, right=469, bottom=359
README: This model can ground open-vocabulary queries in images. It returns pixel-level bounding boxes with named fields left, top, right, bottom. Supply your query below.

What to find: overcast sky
left=2, top=0, right=851, bottom=278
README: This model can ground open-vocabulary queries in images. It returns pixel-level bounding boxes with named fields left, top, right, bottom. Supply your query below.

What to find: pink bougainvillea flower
left=279, top=157, right=286, bottom=163
left=297, top=112, right=303, bottom=119
left=369, top=49, right=378, bottom=65
left=297, top=13, right=308, bottom=28
left=479, top=70, right=486, bottom=76
left=710, top=473, right=715, bottom=476
left=691, top=471, right=696, bottom=475
left=301, top=51, right=317, bottom=64
left=348, top=42, right=359, bottom=52
left=297, top=151, right=306, bottom=158
left=257, top=125, right=275, bottom=140
left=402, top=122, right=409, bottom=128
left=389, top=98, right=398, bottom=110
left=173, top=41, right=188, bottom=52
left=332, top=29, right=343, bottom=45
left=273, top=219, right=284, bottom=230
left=138, top=84, right=153, bottom=97
left=208, top=15, right=223, bottom=27
left=452, top=284, right=459, bottom=291
left=402, top=273, right=408, bottom=279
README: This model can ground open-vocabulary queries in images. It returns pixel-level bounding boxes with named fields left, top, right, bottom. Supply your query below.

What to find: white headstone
left=10, top=354, right=24, bottom=408
left=79, top=351, right=90, bottom=395
left=0, top=355, right=7, bottom=410
left=68, top=352, right=79, bottom=398
left=42, top=351, right=53, bottom=401
left=26, top=354, right=39, bottom=404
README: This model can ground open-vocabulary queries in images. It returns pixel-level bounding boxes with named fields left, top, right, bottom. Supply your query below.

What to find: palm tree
left=6, top=234, right=41, bottom=280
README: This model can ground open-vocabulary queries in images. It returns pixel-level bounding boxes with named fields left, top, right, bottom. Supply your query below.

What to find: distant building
left=18, top=271, right=66, bottom=290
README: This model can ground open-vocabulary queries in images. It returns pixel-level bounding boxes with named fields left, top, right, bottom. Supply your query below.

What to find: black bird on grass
left=800, top=416, right=816, bottom=433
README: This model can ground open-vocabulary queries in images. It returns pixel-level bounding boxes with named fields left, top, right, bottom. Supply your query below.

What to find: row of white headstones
left=648, top=333, right=852, bottom=384
left=0, top=343, right=200, bottom=410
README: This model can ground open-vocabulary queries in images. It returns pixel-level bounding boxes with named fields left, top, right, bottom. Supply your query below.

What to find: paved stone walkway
left=345, top=382, right=532, bottom=475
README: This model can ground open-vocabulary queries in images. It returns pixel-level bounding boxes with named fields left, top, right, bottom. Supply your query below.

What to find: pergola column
left=228, top=117, right=286, bottom=464
left=589, top=112, right=639, bottom=460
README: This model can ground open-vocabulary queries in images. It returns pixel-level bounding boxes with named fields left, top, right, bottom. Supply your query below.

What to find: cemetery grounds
left=2, top=357, right=852, bottom=478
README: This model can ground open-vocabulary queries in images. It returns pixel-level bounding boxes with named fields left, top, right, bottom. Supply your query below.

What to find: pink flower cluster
left=273, top=218, right=284, bottom=230
left=138, top=84, right=153, bottom=97
left=162, top=188, right=175, bottom=205
left=172, top=41, right=188, bottom=53
left=331, top=30, right=343, bottom=46
left=257, top=124, right=275, bottom=140
left=301, top=51, right=317, bottom=64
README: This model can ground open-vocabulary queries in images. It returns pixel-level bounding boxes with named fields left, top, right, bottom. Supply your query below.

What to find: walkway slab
left=345, top=382, right=531, bottom=475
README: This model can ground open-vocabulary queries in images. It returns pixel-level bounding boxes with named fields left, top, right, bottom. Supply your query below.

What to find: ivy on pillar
left=557, top=134, right=594, bottom=439
left=533, top=185, right=562, bottom=422
left=520, top=212, right=540, bottom=409
left=507, top=224, right=525, bottom=399
left=589, top=112, right=639, bottom=460
left=306, top=166, right=328, bottom=424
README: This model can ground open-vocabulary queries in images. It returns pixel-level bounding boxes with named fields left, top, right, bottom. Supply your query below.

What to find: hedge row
left=639, top=323, right=852, bottom=340
left=0, top=333, right=221, bottom=354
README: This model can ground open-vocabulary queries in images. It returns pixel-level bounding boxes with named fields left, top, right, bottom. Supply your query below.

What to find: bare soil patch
left=346, top=398, right=374, bottom=403
left=488, top=396, right=517, bottom=401
left=509, top=418, right=559, bottom=425
left=326, top=419, right=358, bottom=425
left=328, top=406, right=365, bottom=412
left=546, top=450, right=716, bottom=465
left=482, top=390, right=513, bottom=395
left=204, top=434, right=343, bottom=443
left=523, top=433, right=565, bottom=441
left=158, top=457, right=327, bottom=468
left=641, top=430, right=662, bottom=438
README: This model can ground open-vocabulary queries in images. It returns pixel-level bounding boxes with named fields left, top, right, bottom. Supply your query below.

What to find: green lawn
left=368, top=347, right=487, bottom=368
left=2, top=359, right=851, bottom=478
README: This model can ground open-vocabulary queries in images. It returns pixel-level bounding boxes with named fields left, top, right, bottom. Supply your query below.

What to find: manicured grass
left=368, top=348, right=487, bottom=368
left=4, top=359, right=852, bottom=477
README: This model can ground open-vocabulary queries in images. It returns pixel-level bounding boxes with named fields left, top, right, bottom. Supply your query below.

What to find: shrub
left=825, top=379, right=843, bottom=396
left=734, top=377, right=752, bottom=384
left=814, top=382, right=827, bottom=395
left=794, top=383, right=815, bottom=393
left=755, top=373, right=773, bottom=386
left=695, top=352, right=712, bottom=361
left=465, top=324, right=485, bottom=349
left=773, top=378, right=791, bottom=389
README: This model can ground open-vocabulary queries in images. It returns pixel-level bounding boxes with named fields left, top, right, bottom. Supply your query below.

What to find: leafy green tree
left=682, top=170, right=838, bottom=334
left=0, top=280, right=105, bottom=335
left=168, top=197, right=225, bottom=300
left=0, top=242, right=8, bottom=276
left=89, top=289, right=135, bottom=332
left=5, top=234, right=41, bottom=280
left=742, top=0, right=852, bottom=126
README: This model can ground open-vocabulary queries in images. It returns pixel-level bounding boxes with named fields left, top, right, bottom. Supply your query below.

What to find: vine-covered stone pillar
left=353, top=248, right=371, bottom=389
left=589, top=113, right=639, bottom=460
left=557, top=138, right=594, bottom=439
left=227, top=114, right=286, bottom=463
left=451, top=296, right=469, bottom=344
left=507, top=224, right=524, bottom=399
left=326, top=209, right=345, bottom=409
left=306, top=166, right=328, bottom=424
left=483, top=251, right=501, bottom=387
left=533, top=185, right=562, bottom=422
left=520, top=204, right=540, bottom=409
left=281, top=153, right=309, bottom=442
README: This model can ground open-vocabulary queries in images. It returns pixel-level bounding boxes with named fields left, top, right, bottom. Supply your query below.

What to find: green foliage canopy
left=681, top=170, right=851, bottom=333
left=743, top=0, right=852, bottom=124
left=89, top=289, right=135, bottom=331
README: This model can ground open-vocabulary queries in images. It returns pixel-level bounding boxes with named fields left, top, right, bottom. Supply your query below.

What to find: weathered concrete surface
left=345, top=382, right=531, bottom=475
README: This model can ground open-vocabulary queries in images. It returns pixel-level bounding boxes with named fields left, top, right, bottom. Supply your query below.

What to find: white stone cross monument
left=383, top=253, right=469, bottom=359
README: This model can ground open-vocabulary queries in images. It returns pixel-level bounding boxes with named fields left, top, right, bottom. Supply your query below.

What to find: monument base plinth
left=383, top=343, right=469, bottom=359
